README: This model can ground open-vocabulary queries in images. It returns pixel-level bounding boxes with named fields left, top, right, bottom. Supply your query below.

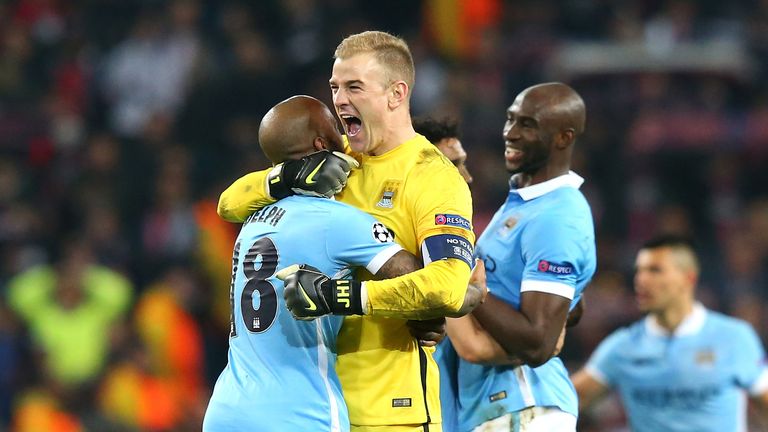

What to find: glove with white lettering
left=276, top=264, right=364, bottom=319
left=267, top=151, right=359, bottom=199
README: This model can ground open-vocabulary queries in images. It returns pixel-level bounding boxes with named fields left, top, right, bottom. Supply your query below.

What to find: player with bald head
left=258, top=95, right=346, bottom=163
left=444, top=83, right=596, bottom=431
left=572, top=235, right=768, bottom=432
left=502, top=82, right=586, bottom=185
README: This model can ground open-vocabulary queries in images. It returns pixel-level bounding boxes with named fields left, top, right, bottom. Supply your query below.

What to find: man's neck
left=528, top=165, right=570, bottom=187
left=368, top=115, right=416, bottom=156
left=654, top=300, right=694, bottom=333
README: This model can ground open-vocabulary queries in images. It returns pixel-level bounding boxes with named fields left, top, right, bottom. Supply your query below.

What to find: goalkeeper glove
left=267, top=150, right=359, bottom=199
left=276, top=264, right=364, bottom=319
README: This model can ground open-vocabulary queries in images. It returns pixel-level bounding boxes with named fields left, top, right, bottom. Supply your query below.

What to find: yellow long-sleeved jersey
left=217, top=134, right=474, bottom=427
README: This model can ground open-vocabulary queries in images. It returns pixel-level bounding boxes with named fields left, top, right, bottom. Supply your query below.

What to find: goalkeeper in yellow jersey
left=218, top=31, right=474, bottom=432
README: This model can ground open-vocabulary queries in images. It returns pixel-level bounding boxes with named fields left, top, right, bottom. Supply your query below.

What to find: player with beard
left=445, top=83, right=596, bottom=431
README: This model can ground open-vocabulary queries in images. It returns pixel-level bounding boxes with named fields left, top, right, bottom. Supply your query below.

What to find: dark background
left=1, top=0, right=767, bottom=430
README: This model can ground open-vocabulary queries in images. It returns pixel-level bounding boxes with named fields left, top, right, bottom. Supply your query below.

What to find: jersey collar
left=645, top=302, right=707, bottom=337
left=511, top=171, right=585, bottom=201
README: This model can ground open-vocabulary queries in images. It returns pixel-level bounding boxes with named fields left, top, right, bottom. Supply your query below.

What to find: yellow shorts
left=352, top=423, right=442, bottom=432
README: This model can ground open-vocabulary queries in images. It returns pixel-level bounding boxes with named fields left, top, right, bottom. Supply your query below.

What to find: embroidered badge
left=376, top=180, right=400, bottom=209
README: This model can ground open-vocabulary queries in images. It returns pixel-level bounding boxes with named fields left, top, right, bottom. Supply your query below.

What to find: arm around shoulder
left=365, top=257, right=473, bottom=320
left=217, top=170, right=274, bottom=222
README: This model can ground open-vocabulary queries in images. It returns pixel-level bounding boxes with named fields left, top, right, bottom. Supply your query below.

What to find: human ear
left=388, top=81, right=409, bottom=109
left=313, top=137, right=326, bottom=151
left=555, top=129, right=575, bottom=150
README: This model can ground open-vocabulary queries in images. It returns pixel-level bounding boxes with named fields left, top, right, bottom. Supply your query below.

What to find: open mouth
left=341, top=114, right=362, bottom=137
left=505, top=146, right=523, bottom=161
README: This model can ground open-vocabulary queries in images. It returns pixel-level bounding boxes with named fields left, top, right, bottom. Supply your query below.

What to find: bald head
left=519, top=82, right=586, bottom=136
left=259, top=95, right=344, bottom=164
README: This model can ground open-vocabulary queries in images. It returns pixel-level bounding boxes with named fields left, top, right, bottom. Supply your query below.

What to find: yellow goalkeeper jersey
left=335, top=134, right=473, bottom=427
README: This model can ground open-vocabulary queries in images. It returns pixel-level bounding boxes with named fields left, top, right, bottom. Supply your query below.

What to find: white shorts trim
left=472, top=407, right=577, bottom=432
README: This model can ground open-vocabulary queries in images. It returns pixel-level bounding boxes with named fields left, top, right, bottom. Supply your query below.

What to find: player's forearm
left=217, top=170, right=275, bottom=222
left=571, top=369, right=609, bottom=410
left=472, top=294, right=568, bottom=367
left=446, top=315, right=522, bottom=366
left=364, top=258, right=472, bottom=319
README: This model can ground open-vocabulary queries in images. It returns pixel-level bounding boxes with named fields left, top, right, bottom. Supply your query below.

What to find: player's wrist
left=320, top=280, right=364, bottom=315
left=266, top=163, right=294, bottom=200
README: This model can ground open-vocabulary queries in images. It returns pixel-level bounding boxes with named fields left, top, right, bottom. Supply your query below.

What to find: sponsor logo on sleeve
left=434, top=214, right=471, bottom=230
left=537, top=260, right=574, bottom=275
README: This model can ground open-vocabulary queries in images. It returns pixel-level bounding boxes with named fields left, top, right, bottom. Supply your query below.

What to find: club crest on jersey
left=497, top=216, right=519, bottom=237
left=372, top=222, right=394, bottom=243
left=376, top=180, right=400, bottom=209
left=377, top=190, right=394, bottom=208
left=435, top=214, right=471, bottom=230
left=695, top=349, right=716, bottom=367
left=538, top=260, right=574, bottom=275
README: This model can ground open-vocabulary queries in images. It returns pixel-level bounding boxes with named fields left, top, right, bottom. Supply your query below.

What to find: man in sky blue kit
left=446, top=82, right=596, bottom=431
left=573, top=235, right=768, bottom=431
left=203, top=95, right=424, bottom=432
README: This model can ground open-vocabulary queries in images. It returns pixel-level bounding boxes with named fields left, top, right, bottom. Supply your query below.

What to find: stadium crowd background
left=1, top=0, right=767, bottom=430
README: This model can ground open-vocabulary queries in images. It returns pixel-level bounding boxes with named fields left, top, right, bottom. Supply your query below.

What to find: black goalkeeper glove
left=267, top=150, right=359, bottom=200
left=276, top=264, right=364, bottom=319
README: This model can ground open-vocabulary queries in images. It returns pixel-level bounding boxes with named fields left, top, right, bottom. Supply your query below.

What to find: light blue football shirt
left=586, top=303, right=768, bottom=432
left=203, top=196, right=402, bottom=432
left=458, top=172, right=596, bottom=431
left=435, top=336, right=460, bottom=432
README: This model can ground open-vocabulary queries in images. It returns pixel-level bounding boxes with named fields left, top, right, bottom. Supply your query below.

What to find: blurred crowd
left=0, top=0, right=767, bottom=430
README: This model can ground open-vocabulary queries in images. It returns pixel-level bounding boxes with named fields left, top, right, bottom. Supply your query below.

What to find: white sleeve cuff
left=749, top=368, right=768, bottom=395
left=366, top=244, right=403, bottom=275
left=585, top=364, right=610, bottom=386
left=520, top=280, right=575, bottom=300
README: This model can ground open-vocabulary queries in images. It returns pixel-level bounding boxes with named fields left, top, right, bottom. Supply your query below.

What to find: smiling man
left=216, top=31, right=475, bottom=432
left=445, top=82, right=596, bottom=432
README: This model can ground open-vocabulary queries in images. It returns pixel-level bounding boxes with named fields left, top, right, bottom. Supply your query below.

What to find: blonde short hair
left=334, top=31, right=415, bottom=89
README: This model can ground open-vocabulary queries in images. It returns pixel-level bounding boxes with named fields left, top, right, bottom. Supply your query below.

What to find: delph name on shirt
left=245, top=205, right=286, bottom=227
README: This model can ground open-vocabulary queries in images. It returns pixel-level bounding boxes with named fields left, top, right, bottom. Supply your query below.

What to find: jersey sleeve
left=732, top=322, right=768, bottom=395
left=217, top=170, right=276, bottom=222
left=7, top=266, right=55, bottom=321
left=84, top=267, right=133, bottom=321
left=519, top=213, right=589, bottom=301
left=364, top=258, right=470, bottom=319
left=325, top=207, right=402, bottom=275
left=411, top=159, right=475, bottom=267
left=585, top=329, right=625, bottom=388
